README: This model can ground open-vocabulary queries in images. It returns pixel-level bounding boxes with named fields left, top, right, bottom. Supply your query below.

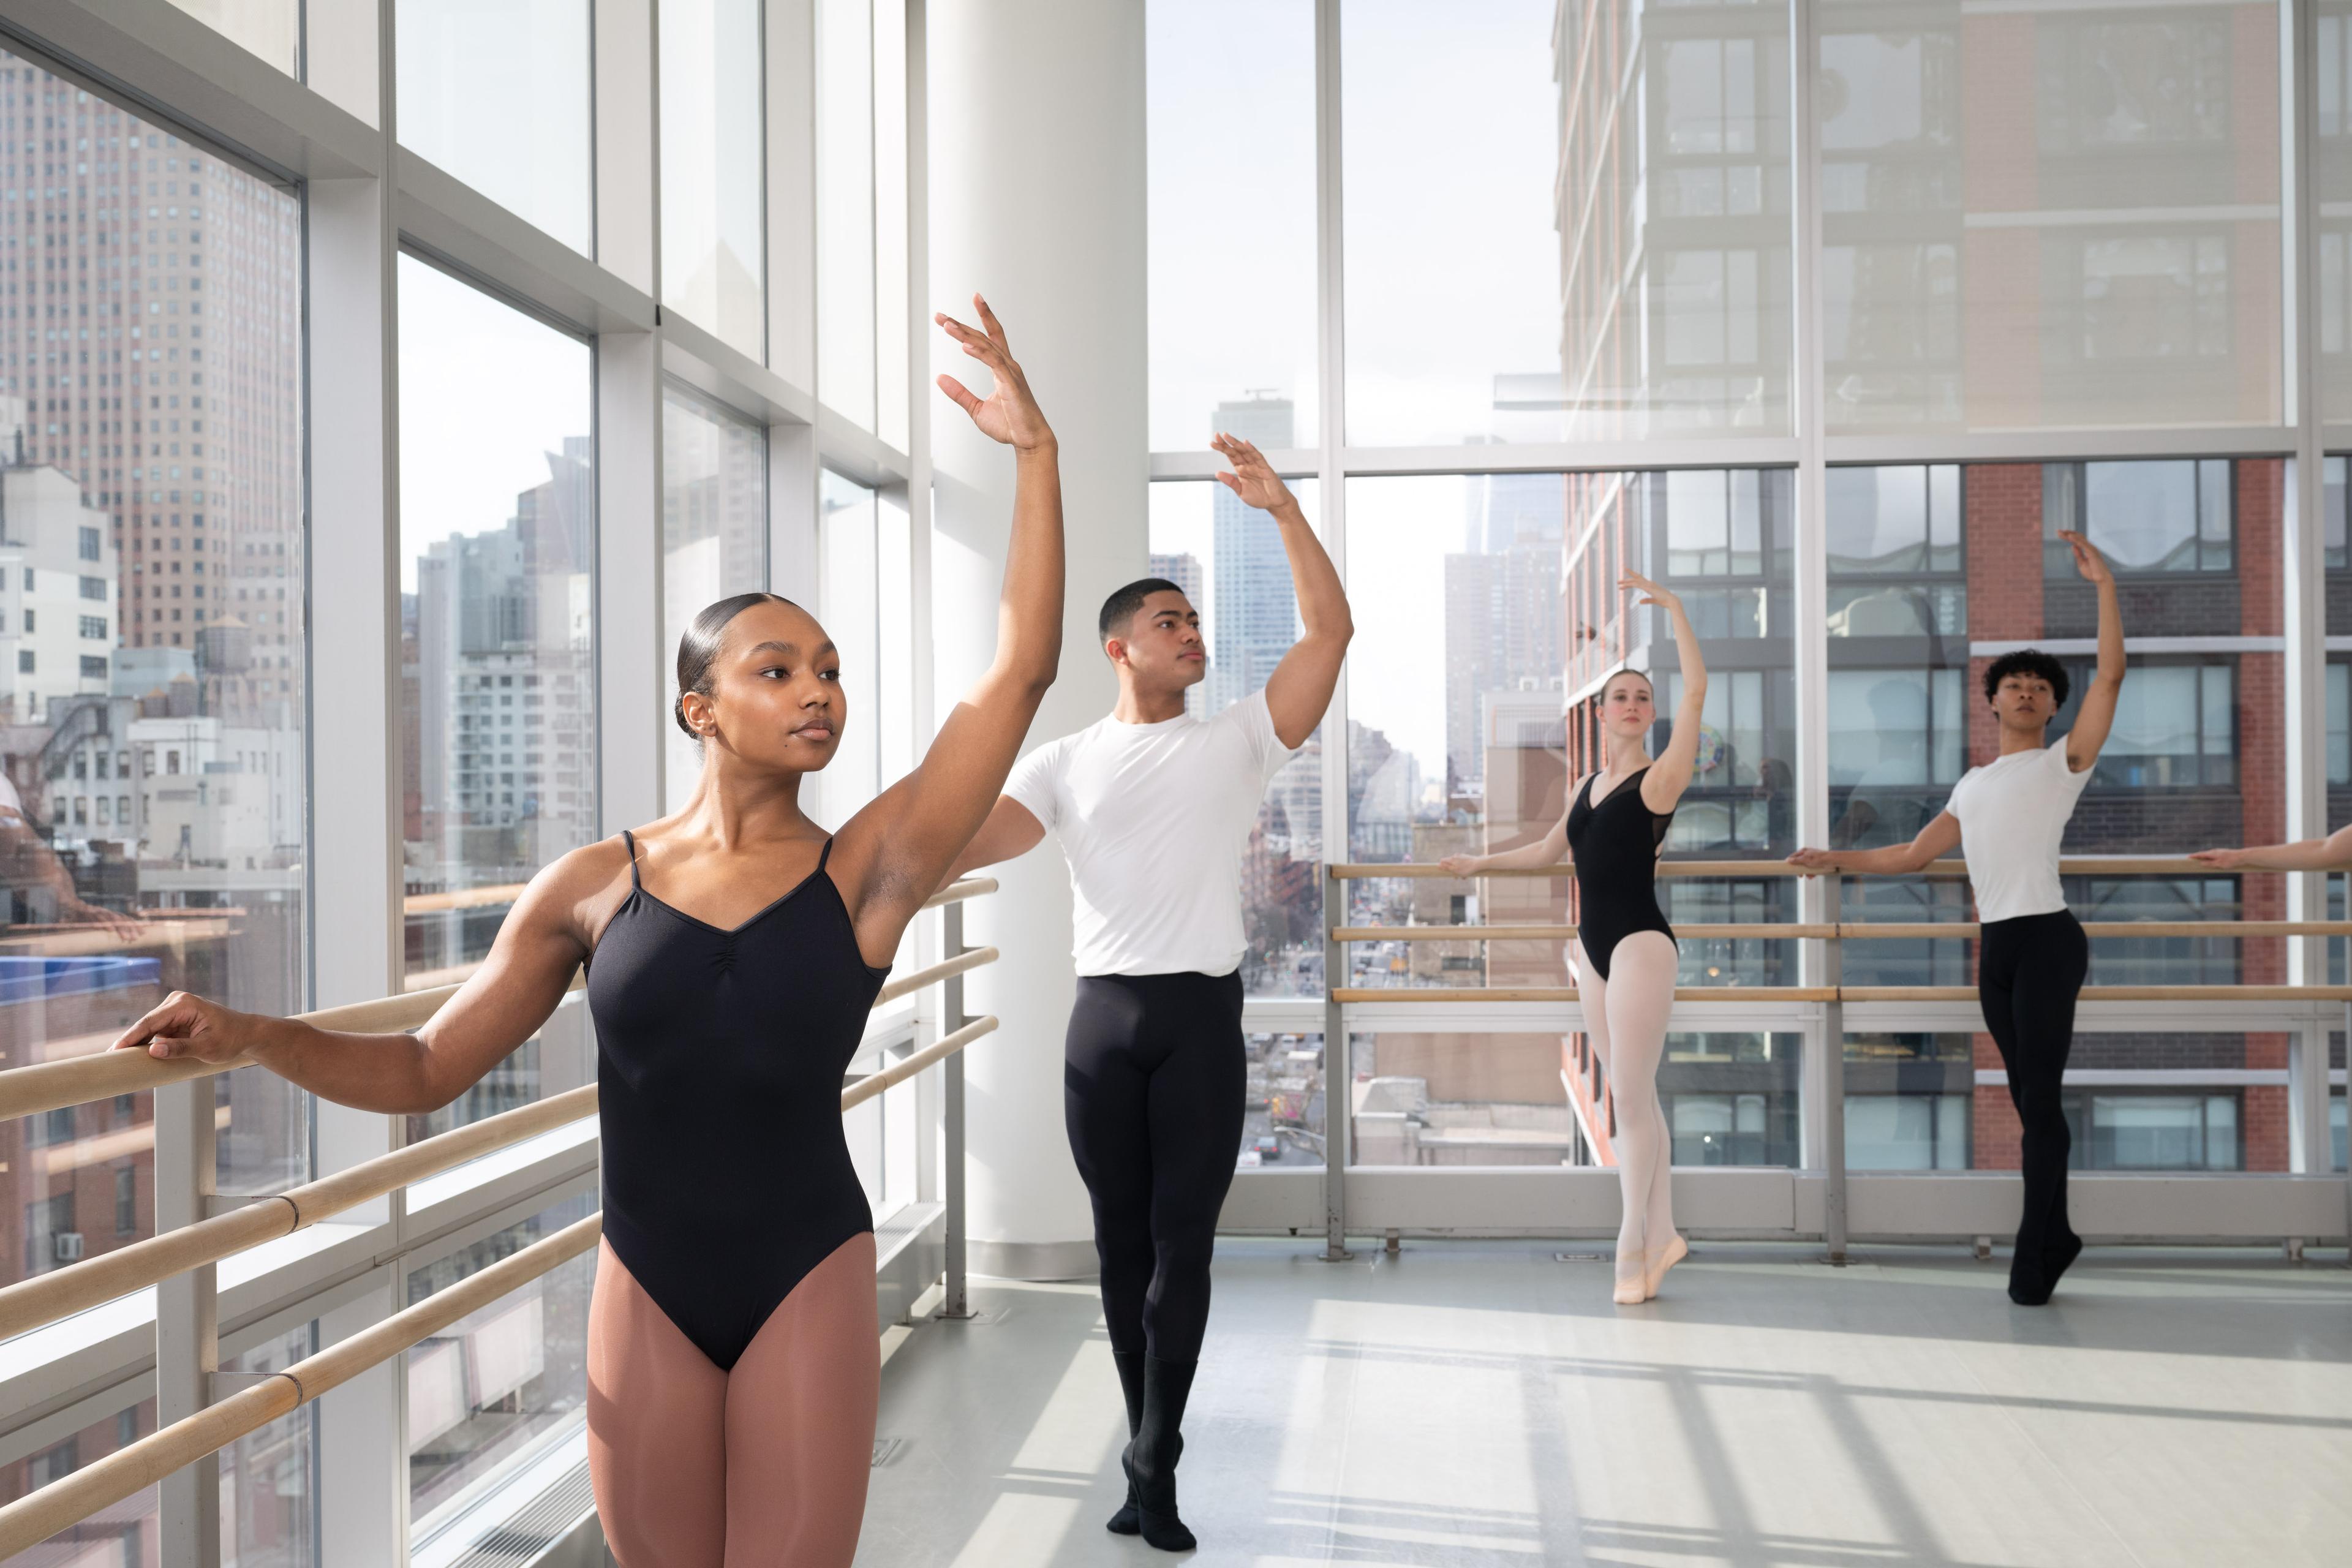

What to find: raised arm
left=1627, top=572, right=1706, bottom=815
left=1438, top=809, right=1570, bottom=876
left=2059, top=531, right=2124, bottom=772
left=1788, top=810, right=1962, bottom=878
left=1224, top=435, right=1352, bottom=748
left=2192, top=823, right=2352, bottom=872
left=941, top=794, right=1048, bottom=886
left=835, top=298, right=1064, bottom=957
left=110, top=845, right=607, bottom=1114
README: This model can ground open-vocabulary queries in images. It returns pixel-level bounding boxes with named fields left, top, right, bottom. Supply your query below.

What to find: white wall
left=928, top=0, right=1149, bottom=1277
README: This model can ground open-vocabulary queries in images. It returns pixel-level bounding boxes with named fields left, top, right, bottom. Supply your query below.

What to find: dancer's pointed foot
left=1613, top=1251, right=1648, bottom=1305
left=2043, top=1231, right=2084, bottom=1292
left=1643, top=1232, right=1687, bottom=1300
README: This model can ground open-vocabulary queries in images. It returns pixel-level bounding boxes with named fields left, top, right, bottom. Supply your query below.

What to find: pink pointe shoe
left=1612, top=1252, right=1648, bottom=1305
left=1643, top=1234, right=1688, bottom=1300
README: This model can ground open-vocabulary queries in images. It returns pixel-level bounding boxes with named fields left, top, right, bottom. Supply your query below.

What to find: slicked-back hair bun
left=675, top=592, right=797, bottom=740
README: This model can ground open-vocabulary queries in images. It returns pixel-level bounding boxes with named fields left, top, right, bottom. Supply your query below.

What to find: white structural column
left=928, top=0, right=1148, bottom=1278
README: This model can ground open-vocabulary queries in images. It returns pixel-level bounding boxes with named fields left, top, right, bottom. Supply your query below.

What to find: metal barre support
left=941, top=899, right=973, bottom=1319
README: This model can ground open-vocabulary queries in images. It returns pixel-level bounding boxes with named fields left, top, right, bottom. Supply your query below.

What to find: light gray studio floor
left=853, top=1239, right=2352, bottom=1568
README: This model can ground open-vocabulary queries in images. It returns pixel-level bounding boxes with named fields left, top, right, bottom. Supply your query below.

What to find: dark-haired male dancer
left=1790, top=531, right=2125, bottom=1305
left=948, top=434, right=1349, bottom=1550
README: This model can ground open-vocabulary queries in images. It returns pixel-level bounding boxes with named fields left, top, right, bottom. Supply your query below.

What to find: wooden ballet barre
left=1330, top=920, right=2352, bottom=943
left=401, top=883, right=530, bottom=914
left=1332, top=983, right=2352, bottom=1005
left=841, top=1016, right=1000, bottom=1111
left=0, top=1084, right=600, bottom=1341
left=1330, top=924, right=1840, bottom=942
left=1330, top=986, right=1842, bottom=1004
left=0, top=974, right=588, bottom=1124
left=874, top=946, right=998, bottom=1008
left=922, top=876, right=1000, bottom=909
left=1329, top=857, right=2301, bottom=880
left=0, top=1212, right=605, bottom=1559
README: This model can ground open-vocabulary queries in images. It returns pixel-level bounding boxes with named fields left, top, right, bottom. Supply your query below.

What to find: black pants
left=1064, top=970, right=1245, bottom=1363
left=1978, top=910, right=2089, bottom=1295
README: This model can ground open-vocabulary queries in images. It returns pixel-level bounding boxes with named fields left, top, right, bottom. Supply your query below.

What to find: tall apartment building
left=0, top=50, right=303, bottom=731
left=1207, top=395, right=1297, bottom=718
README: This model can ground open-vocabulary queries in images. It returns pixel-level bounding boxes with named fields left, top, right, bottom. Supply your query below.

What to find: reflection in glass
left=663, top=387, right=767, bottom=812
left=819, top=0, right=878, bottom=429
left=1148, top=473, right=1324, bottom=997
left=1822, top=1, right=2280, bottom=432
left=1545, top=0, right=1795, bottom=441
left=406, top=1194, right=594, bottom=1532
left=396, top=259, right=594, bottom=1148
left=396, top=1, right=595, bottom=255
left=0, top=54, right=309, bottom=1286
left=1148, top=0, right=1317, bottom=449
left=0, top=1327, right=315, bottom=1564
left=662, top=0, right=767, bottom=359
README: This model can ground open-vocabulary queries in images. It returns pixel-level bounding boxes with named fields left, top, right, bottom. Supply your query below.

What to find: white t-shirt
left=1005, top=690, right=1300, bottom=977
left=1943, top=738, right=2094, bottom=924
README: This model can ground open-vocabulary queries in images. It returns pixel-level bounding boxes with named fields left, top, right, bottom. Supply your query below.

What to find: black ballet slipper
left=2042, top=1231, right=2084, bottom=1294
left=1107, top=1351, right=1146, bottom=1535
left=1129, top=1356, right=1199, bottom=1551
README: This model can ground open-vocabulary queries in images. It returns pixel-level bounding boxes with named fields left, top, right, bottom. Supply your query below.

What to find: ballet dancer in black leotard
left=1791, top=532, right=2124, bottom=1306
left=944, top=434, right=1351, bottom=1551
left=1442, top=571, right=1709, bottom=1304
left=113, top=296, right=1066, bottom=1565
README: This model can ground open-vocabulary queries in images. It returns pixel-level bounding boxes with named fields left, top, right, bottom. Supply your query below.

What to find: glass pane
left=396, top=258, right=595, bottom=1136
left=396, top=1, right=595, bottom=256
left=0, top=55, right=309, bottom=1290
left=819, top=0, right=877, bottom=429
left=662, top=385, right=767, bottom=812
left=1146, top=475, right=1324, bottom=997
left=875, top=0, right=910, bottom=451
left=1822, top=0, right=2282, bottom=432
left=1148, top=0, right=1317, bottom=450
left=0, top=1330, right=314, bottom=1567
left=1240, top=1030, right=1324, bottom=1169
left=817, top=472, right=880, bottom=827
left=1832, top=459, right=2290, bottom=1172
left=662, top=0, right=766, bottom=360
left=165, top=1, right=300, bottom=75
left=1547, top=1, right=1795, bottom=441
left=1346, top=467, right=1798, bottom=1009
left=405, top=1193, right=594, bottom=1532
left=1354, top=1029, right=1799, bottom=1169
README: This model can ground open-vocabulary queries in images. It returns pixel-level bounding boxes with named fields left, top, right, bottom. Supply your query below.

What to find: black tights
left=1064, top=971, right=1245, bottom=1362
left=1978, top=910, right=2089, bottom=1303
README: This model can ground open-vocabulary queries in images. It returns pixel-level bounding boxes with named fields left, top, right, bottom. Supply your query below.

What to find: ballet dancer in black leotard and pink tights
left=1790, top=531, right=2125, bottom=1306
left=111, top=297, right=1066, bottom=1565
left=1442, top=571, right=1710, bottom=1306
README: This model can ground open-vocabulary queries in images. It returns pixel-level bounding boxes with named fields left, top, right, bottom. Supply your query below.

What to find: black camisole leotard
left=586, top=830, right=889, bottom=1371
left=1565, top=766, right=1677, bottom=982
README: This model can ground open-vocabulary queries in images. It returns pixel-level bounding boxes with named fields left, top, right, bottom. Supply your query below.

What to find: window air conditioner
left=53, top=1231, right=85, bottom=1263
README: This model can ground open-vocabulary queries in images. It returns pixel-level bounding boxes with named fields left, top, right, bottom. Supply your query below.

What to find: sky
left=1146, top=0, right=1562, bottom=774
left=395, top=255, right=593, bottom=595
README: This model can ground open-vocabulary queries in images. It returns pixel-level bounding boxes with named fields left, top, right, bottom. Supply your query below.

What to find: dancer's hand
left=1212, top=435, right=1295, bottom=513
left=111, top=990, right=258, bottom=1065
left=2058, top=530, right=2112, bottom=586
left=1437, top=853, right=1483, bottom=876
left=2187, top=846, right=2250, bottom=869
left=1785, top=847, right=1838, bottom=876
left=1621, top=571, right=1681, bottom=612
left=64, top=897, right=143, bottom=941
left=935, top=296, right=1054, bottom=452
